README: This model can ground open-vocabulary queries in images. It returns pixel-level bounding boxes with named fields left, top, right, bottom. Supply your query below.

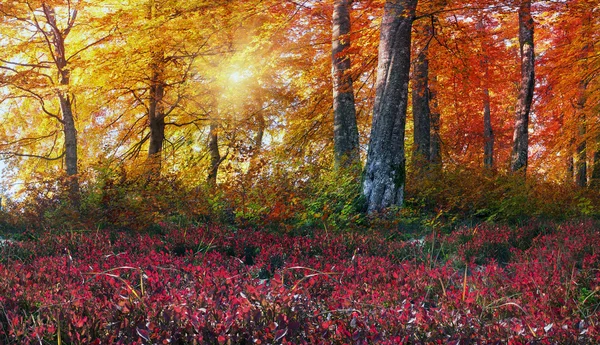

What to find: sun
left=228, top=69, right=252, bottom=83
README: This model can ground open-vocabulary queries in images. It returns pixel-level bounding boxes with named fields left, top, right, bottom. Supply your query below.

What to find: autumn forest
left=0, top=0, right=599, bottom=344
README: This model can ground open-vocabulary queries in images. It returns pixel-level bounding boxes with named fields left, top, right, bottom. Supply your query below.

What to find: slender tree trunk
left=248, top=112, right=265, bottom=172
left=207, top=120, right=221, bottom=187
left=566, top=154, right=574, bottom=184
left=332, top=0, right=360, bottom=169
left=574, top=13, right=592, bottom=187
left=412, top=41, right=431, bottom=165
left=429, top=74, right=442, bottom=165
left=590, top=135, right=600, bottom=188
left=43, top=4, right=79, bottom=206
left=575, top=121, right=587, bottom=187
left=510, top=0, right=535, bottom=173
left=254, top=112, right=265, bottom=153
left=575, top=83, right=588, bottom=187
left=477, top=19, right=494, bottom=169
left=483, top=88, right=494, bottom=169
left=363, top=0, right=417, bottom=213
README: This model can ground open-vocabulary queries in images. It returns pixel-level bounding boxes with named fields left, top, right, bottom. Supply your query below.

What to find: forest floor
left=0, top=221, right=599, bottom=344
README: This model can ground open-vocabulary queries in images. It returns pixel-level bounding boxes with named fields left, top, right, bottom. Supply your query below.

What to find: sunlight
left=228, top=69, right=252, bottom=84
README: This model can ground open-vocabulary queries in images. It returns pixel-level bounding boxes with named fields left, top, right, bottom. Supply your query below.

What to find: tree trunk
left=207, top=120, right=221, bottom=187
left=362, top=0, right=417, bottom=213
left=590, top=135, right=600, bottom=188
left=147, top=0, right=166, bottom=168
left=575, top=122, right=587, bottom=187
left=249, top=111, right=266, bottom=172
left=575, top=83, right=588, bottom=187
left=566, top=153, right=574, bottom=184
left=483, top=87, right=494, bottom=169
left=332, top=0, right=360, bottom=169
left=510, top=0, right=535, bottom=173
left=60, top=93, right=80, bottom=204
left=477, top=18, right=494, bottom=170
left=412, top=42, right=431, bottom=165
left=429, top=74, right=442, bottom=165
left=43, top=4, right=79, bottom=206
left=147, top=58, right=166, bottom=162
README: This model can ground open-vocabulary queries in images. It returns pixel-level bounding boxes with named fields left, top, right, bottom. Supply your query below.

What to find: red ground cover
left=0, top=222, right=598, bottom=344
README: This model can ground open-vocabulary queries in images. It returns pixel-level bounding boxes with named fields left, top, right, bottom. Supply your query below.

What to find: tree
left=429, top=73, right=442, bottom=165
left=0, top=0, right=108, bottom=207
left=477, top=17, right=494, bottom=169
left=363, top=0, right=417, bottom=213
left=575, top=83, right=588, bottom=187
left=332, top=0, right=360, bottom=169
left=411, top=21, right=431, bottom=165
left=510, top=0, right=535, bottom=173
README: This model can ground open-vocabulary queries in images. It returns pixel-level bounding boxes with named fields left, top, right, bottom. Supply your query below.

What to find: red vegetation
left=0, top=222, right=598, bottom=344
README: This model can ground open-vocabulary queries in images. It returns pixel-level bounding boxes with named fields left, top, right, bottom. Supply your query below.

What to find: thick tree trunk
left=510, top=0, right=535, bottom=173
left=147, top=0, right=166, bottom=167
left=429, top=74, right=442, bottom=165
left=43, top=4, right=79, bottom=206
left=147, top=61, right=166, bottom=162
left=332, top=0, right=360, bottom=169
left=362, top=0, right=417, bottom=213
left=412, top=43, right=431, bottom=165
left=60, top=93, right=79, bottom=203
left=207, top=120, right=221, bottom=187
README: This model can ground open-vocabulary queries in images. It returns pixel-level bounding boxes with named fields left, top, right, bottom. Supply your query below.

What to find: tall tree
left=42, top=3, right=80, bottom=204
left=363, top=0, right=417, bottom=213
left=0, top=1, right=99, bottom=207
left=574, top=82, right=588, bottom=187
left=429, top=73, right=442, bottom=165
left=207, top=119, right=221, bottom=186
left=331, top=0, right=360, bottom=169
left=146, top=0, right=166, bottom=166
left=591, top=136, right=600, bottom=188
left=477, top=17, right=494, bottom=169
left=411, top=22, right=431, bottom=165
left=510, top=0, right=535, bottom=173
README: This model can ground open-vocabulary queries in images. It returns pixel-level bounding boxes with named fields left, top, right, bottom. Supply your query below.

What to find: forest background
left=0, top=0, right=598, bottom=231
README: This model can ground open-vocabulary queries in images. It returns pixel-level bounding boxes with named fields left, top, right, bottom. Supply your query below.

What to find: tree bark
left=510, top=0, right=534, bottom=173
left=575, top=83, right=588, bottom=187
left=332, top=0, right=360, bottom=169
left=146, top=0, right=166, bottom=169
left=590, top=135, right=600, bottom=188
left=575, top=121, right=587, bottom=187
left=43, top=4, right=79, bottom=206
left=566, top=153, right=574, bottom=184
left=362, top=0, right=417, bottom=213
left=207, top=119, right=221, bottom=187
left=412, top=41, right=431, bottom=165
left=247, top=111, right=266, bottom=173
left=477, top=18, right=494, bottom=170
left=429, top=74, right=442, bottom=165
left=483, top=88, right=494, bottom=169
left=147, top=55, right=166, bottom=162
